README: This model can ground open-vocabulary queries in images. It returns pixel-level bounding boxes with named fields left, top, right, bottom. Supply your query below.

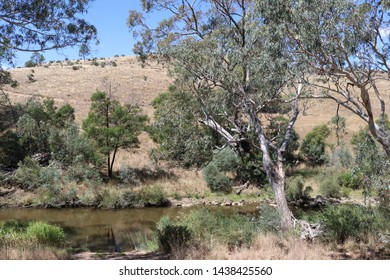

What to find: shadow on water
left=0, top=204, right=259, bottom=252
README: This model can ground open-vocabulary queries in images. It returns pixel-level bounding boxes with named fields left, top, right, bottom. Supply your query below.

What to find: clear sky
left=11, top=0, right=153, bottom=67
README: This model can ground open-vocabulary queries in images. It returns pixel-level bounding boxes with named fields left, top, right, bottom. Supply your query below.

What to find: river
left=0, top=204, right=259, bottom=252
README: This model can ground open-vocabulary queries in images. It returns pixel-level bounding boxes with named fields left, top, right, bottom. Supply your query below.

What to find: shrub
left=25, top=222, right=66, bottom=245
left=337, top=171, right=361, bottom=190
left=98, top=188, right=122, bottom=209
left=203, top=148, right=240, bottom=193
left=24, top=60, right=37, bottom=68
left=322, top=205, right=382, bottom=243
left=300, top=124, right=330, bottom=165
left=156, top=216, right=191, bottom=253
left=351, top=128, right=389, bottom=201
left=0, top=220, right=65, bottom=246
left=319, top=173, right=342, bottom=198
left=286, top=176, right=312, bottom=201
left=203, top=162, right=233, bottom=193
left=121, top=186, right=168, bottom=208
left=137, top=185, right=168, bottom=207
left=118, top=165, right=140, bottom=185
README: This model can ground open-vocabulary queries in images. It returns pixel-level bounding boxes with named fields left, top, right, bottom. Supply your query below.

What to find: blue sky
left=12, top=0, right=156, bottom=67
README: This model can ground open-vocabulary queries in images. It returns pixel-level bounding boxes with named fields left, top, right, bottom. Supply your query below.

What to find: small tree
left=82, top=91, right=148, bottom=178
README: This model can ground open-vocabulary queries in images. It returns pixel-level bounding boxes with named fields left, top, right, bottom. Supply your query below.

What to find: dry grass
left=0, top=245, right=66, bottom=260
left=179, top=233, right=332, bottom=260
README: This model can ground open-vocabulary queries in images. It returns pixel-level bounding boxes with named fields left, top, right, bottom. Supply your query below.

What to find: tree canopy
left=129, top=0, right=304, bottom=229
left=82, top=91, right=148, bottom=178
left=0, top=0, right=97, bottom=64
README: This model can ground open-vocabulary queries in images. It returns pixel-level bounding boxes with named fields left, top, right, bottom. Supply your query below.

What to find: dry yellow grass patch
left=0, top=246, right=66, bottom=260
left=198, top=234, right=332, bottom=260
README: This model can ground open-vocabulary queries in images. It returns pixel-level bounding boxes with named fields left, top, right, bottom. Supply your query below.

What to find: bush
left=286, top=176, right=312, bottom=201
left=322, top=205, right=382, bottom=243
left=203, top=162, right=233, bottom=193
left=337, top=171, right=361, bottom=190
left=118, top=165, right=140, bottom=185
left=24, top=60, right=37, bottom=68
left=300, top=124, right=330, bottom=165
left=319, top=173, right=342, bottom=198
left=25, top=222, right=66, bottom=245
left=203, top=148, right=240, bottom=193
left=121, top=185, right=168, bottom=208
left=156, top=216, right=191, bottom=253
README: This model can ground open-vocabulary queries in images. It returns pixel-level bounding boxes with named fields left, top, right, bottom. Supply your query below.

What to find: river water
left=0, top=205, right=259, bottom=252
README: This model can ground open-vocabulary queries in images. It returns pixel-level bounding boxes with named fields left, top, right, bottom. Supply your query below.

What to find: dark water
left=0, top=205, right=259, bottom=252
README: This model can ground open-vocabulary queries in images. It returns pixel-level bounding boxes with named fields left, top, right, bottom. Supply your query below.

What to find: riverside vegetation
left=0, top=0, right=390, bottom=260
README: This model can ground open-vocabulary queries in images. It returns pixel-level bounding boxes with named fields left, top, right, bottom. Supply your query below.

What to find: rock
left=221, top=201, right=232, bottom=206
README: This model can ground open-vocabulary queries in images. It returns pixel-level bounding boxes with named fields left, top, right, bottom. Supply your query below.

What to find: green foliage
left=178, top=208, right=256, bottom=248
left=0, top=220, right=65, bottom=246
left=13, top=157, right=47, bottom=190
left=202, top=148, right=239, bottom=193
left=83, top=91, right=148, bottom=178
left=25, top=222, right=65, bottom=245
left=0, top=131, right=24, bottom=168
left=300, top=124, right=330, bottom=165
left=317, top=169, right=360, bottom=198
left=322, top=205, right=383, bottom=243
left=337, top=171, right=361, bottom=190
left=0, top=0, right=97, bottom=65
left=150, top=85, right=215, bottom=168
left=237, top=150, right=267, bottom=185
left=203, top=163, right=233, bottom=193
left=122, top=185, right=168, bottom=208
left=48, top=123, right=100, bottom=168
left=351, top=128, right=390, bottom=201
left=286, top=176, right=312, bottom=202
left=156, top=216, right=191, bottom=253
left=24, top=60, right=37, bottom=68
left=17, top=98, right=75, bottom=156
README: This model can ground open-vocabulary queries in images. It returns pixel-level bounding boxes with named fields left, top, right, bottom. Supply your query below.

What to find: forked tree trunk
left=247, top=105, right=295, bottom=230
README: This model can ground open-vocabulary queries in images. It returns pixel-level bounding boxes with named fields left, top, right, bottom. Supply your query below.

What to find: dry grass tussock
left=182, top=233, right=333, bottom=260
left=0, top=245, right=66, bottom=260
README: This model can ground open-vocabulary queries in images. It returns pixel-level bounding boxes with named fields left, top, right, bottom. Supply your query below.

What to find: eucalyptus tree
left=264, top=0, right=390, bottom=157
left=0, top=0, right=97, bottom=65
left=82, top=91, right=148, bottom=179
left=129, top=0, right=305, bottom=229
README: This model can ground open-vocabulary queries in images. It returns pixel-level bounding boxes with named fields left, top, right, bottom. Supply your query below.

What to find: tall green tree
left=264, top=0, right=390, bottom=157
left=82, top=91, right=148, bottom=178
left=129, top=0, right=305, bottom=229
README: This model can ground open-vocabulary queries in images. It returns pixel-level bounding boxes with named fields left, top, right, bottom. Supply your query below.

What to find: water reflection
left=0, top=205, right=259, bottom=252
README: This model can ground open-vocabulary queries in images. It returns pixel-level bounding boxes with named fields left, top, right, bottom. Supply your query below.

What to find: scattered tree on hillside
left=265, top=0, right=390, bottom=157
left=83, top=91, right=148, bottom=179
left=129, top=0, right=306, bottom=229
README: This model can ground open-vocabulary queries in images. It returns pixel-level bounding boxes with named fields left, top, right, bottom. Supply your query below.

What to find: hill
left=2, top=56, right=390, bottom=192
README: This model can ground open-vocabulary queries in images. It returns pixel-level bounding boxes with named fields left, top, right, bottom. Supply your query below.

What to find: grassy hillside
left=3, top=56, right=390, bottom=195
